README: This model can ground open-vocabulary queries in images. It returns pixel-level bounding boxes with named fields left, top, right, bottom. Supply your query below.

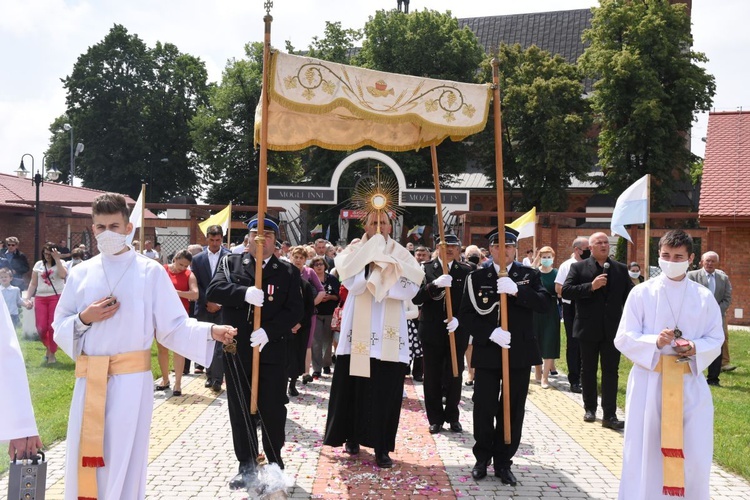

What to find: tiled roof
left=458, top=9, right=592, bottom=65
left=700, top=111, right=750, bottom=218
left=0, top=173, right=155, bottom=217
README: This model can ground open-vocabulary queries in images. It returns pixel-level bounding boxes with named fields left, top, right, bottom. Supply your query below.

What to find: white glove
left=244, top=286, right=264, bottom=307
left=250, top=328, right=269, bottom=351
left=433, top=274, right=453, bottom=288
left=489, top=327, right=511, bottom=348
left=445, top=317, right=459, bottom=333
left=496, top=277, right=519, bottom=295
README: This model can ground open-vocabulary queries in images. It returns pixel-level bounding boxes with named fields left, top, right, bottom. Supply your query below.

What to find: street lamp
left=18, top=154, right=60, bottom=262
left=62, top=123, right=83, bottom=186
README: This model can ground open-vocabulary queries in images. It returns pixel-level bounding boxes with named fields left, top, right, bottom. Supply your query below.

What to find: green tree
left=472, top=44, right=593, bottom=212
left=579, top=0, right=715, bottom=209
left=352, top=9, right=486, bottom=188
left=54, top=24, right=210, bottom=202
left=191, top=42, right=302, bottom=206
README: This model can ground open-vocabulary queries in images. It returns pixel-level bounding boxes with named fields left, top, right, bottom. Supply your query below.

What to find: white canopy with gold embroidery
left=254, top=51, right=492, bottom=152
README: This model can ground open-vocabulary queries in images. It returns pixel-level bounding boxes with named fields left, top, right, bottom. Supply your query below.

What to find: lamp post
left=63, top=123, right=74, bottom=185
left=15, top=154, right=61, bottom=261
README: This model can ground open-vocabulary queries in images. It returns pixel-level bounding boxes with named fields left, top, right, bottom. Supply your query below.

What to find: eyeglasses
left=313, top=262, right=326, bottom=267
left=6, top=244, right=16, bottom=247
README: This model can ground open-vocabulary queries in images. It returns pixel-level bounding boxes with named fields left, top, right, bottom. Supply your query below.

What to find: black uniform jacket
left=458, top=262, right=548, bottom=370
left=207, top=253, right=303, bottom=364
left=561, top=257, right=633, bottom=342
left=412, top=258, right=471, bottom=350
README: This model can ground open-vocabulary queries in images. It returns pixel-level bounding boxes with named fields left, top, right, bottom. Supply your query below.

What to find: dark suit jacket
left=192, top=247, right=230, bottom=318
left=413, top=258, right=471, bottom=349
left=206, top=254, right=303, bottom=365
left=561, top=257, right=633, bottom=342
left=458, top=262, right=548, bottom=369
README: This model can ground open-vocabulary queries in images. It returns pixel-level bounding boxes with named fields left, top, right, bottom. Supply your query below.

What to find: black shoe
left=228, top=462, right=256, bottom=490
left=288, top=379, right=299, bottom=397
left=601, top=416, right=625, bottom=430
left=344, top=441, right=360, bottom=455
left=583, top=410, right=596, bottom=423
left=312, top=372, right=321, bottom=380
left=301, top=374, right=313, bottom=385
left=496, top=467, right=517, bottom=486
left=464, top=380, right=474, bottom=386
left=413, top=374, right=423, bottom=382
left=204, top=379, right=212, bottom=388
left=449, top=421, right=463, bottom=433
left=172, top=390, right=182, bottom=397
left=375, top=451, right=393, bottom=468
left=570, top=383, right=582, bottom=393
left=707, top=379, right=720, bottom=386
left=549, top=370, right=558, bottom=376
left=211, top=381, right=222, bottom=393
left=429, top=424, right=442, bottom=434
left=323, top=366, right=331, bottom=375
left=471, top=460, right=489, bottom=480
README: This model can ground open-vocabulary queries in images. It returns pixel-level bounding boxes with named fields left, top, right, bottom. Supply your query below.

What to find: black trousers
left=224, top=349, right=288, bottom=468
left=472, top=366, right=531, bottom=468
left=323, top=355, right=406, bottom=454
left=422, top=341, right=465, bottom=425
left=579, top=337, right=621, bottom=418
left=706, top=352, right=722, bottom=383
left=562, top=302, right=581, bottom=385
left=200, top=310, right=225, bottom=384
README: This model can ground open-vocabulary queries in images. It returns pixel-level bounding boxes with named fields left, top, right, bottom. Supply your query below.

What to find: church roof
left=458, top=9, right=593, bottom=65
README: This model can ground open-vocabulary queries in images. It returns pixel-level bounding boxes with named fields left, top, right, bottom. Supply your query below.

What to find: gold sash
left=350, top=290, right=402, bottom=377
left=654, top=355, right=691, bottom=497
left=75, top=350, right=151, bottom=500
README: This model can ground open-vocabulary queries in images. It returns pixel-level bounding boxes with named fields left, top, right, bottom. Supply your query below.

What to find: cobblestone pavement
left=2, top=369, right=748, bottom=499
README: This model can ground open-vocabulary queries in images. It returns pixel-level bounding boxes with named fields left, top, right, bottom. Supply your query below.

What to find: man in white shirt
left=553, top=236, right=589, bottom=393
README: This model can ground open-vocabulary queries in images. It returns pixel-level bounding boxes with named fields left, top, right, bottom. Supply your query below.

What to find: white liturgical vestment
left=614, top=274, right=724, bottom=500
left=0, top=299, right=38, bottom=442
left=53, top=249, right=217, bottom=500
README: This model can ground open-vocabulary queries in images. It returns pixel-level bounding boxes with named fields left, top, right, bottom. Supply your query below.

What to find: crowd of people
left=1, top=198, right=737, bottom=499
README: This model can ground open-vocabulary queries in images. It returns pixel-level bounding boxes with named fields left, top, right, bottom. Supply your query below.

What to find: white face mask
left=96, top=230, right=128, bottom=256
left=658, top=258, right=689, bottom=279
left=628, top=271, right=640, bottom=279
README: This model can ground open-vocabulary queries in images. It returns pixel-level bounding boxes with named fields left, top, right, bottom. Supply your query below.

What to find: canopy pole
left=250, top=10, right=273, bottom=415
left=492, top=58, right=512, bottom=445
left=430, top=144, right=459, bottom=378
left=643, top=174, right=651, bottom=280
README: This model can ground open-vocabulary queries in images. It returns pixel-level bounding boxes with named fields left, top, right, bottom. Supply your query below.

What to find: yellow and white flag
left=198, top=204, right=231, bottom=237
left=508, top=207, right=537, bottom=240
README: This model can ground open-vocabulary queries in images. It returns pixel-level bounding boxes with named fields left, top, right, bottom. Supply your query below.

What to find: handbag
left=331, top=306, right=342, bottom=332
left=8, top=450, right=47, bottom=499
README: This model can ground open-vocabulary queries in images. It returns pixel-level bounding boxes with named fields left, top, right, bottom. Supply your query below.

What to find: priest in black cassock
left=323, top=211, right=424, bottom=468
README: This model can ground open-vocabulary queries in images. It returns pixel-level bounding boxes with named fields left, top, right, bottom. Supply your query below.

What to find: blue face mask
left=540, top=257, right=554, bottom=267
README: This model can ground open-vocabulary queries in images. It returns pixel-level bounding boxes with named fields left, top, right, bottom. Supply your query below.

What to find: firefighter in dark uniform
left=207, top=215, right=303, bottom=490
left=413, top=234, right=471, bottom=434
left=458, top=227, right=549, bottom=485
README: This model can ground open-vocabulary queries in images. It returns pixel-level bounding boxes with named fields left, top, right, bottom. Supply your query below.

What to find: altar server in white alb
left=53, top=193, right=237, bottom=500
left=1, top=298, right=43, bottom=460
left=614, top=230, right=724, bottom=500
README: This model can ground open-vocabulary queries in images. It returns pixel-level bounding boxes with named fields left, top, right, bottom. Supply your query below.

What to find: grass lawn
left=1, top=329, right=163, bottom=474
left=555, top=326, right=750, bottom=480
